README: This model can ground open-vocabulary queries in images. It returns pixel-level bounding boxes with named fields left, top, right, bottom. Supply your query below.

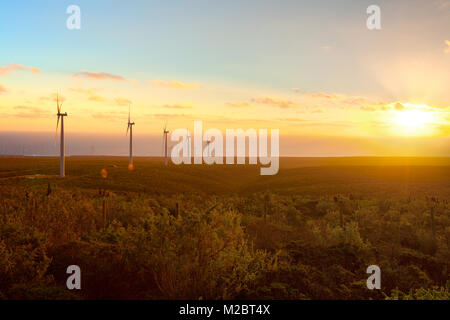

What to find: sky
left=0, top=0, right=449, bottom=156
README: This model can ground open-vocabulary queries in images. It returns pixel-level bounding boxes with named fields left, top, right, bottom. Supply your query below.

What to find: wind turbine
left=163, top=122, right=169, bottom=166
left=126, top=105, right=135, bottom=165
left=55, top=93, right=68, bottom=178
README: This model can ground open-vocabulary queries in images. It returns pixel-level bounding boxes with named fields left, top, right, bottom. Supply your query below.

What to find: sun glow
left=391, top=104, right=436, bottom=136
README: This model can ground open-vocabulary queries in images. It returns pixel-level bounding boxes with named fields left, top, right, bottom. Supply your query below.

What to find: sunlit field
left=0, top=156, right=449, bottom=299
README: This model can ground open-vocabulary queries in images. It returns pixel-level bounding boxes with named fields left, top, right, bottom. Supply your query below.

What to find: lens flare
left=128, top=163, right=135, bottom=171
left=100, top=168, right=108, bottom=178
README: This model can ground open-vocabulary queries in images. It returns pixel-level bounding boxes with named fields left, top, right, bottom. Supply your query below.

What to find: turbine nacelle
left=127, top=121, right=135, bottom=135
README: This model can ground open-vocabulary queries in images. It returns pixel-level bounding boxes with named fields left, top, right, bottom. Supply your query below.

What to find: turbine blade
left=56, top=93, right=62, bottom=113
left=54, top=115, right=60, bottom=150
left=126, top=124, right=130, bottom=135
left=128, top=105, right=131, bottom=123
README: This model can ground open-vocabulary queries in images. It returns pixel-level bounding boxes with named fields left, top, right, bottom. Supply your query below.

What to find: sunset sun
left=391, top=105, right=436, bottom=136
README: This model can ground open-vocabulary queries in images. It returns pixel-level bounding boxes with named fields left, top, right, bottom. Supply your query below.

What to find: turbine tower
left=163, top=122, right=169, bottom=166
left=55, top=93, right=68, bottom=177
left=126, top=105, right=135, bottom=165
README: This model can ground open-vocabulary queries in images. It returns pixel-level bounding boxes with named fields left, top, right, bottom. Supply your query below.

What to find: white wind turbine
left=55, top=93, right=68, bottom=178
left=163, top=122, right=169, bottom=166
left=126, top=105, right=135, bottom=165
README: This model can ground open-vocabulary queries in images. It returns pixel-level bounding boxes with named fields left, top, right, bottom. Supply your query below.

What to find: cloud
left=14, top=105, right=45, bottom=113
left=292, top=88, right=300, bottom=93
left=275, top=117, right=352, bottom=127
left=343, top=97, right=373, bottom=105
left=302, top=92, right=339, bottom=99
left=296, top=92, right=387, bottom=111
left=91, top=111, right=127, bottom=122
left=252, top=97, right=297, bottom=109
left=73, top=70, right=124, bottom=81
left=359, top=103, right=392, bottom=112
left=360, top=106, right=377, bottom=112
left=88, top=95, right=106, bottom=102
left=149, top=80, right=202, bottom=90
left=50, top=93, right=66, bottom=103
left=114, top=97, right=132, bottom=106
left=226, top=102, right=254, bottom=108
left=0, top=84, right=6, bottom=94
left=445, top=40, right=450, bottom=53
left=70, top=88, right=106, bottom=102
left=275, top=117, right=307, bottom=122
left=0, top=63, right=41, bottom=76
left=13, top=105, right=49, bottom=118
left=163, top=104, right=193, bottom=109
left=151, top=113, right=194, bottom=120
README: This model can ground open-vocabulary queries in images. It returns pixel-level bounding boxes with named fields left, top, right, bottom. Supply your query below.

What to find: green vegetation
left=0, top=157, right=449, bottom=299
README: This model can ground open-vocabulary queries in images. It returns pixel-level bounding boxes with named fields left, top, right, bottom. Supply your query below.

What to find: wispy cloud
left=360, top=106, right=377, bottom=112
left=0, top=84, right=6, bottom=94
left=91, top=111, right=127, bottom=122
left=151, top=113, right=195, bottom=120
left=296, top=91, right=386, bottom=110
left=88, top=95, right=106, bottom=102
left=13, top=105, right=50, bottom=118
left=301, top=92, right=339, bottom=99
left=114, top=97, right=132, bottom=106
left=225, top=102, right=255, bottom=108
left=70, top=88, right=106, bottom=102
left=73, top=70, right=124, bottom=81
left=358, top=102, right=439, bottom=112
left=149, top=80, right=202, bottom=90
left=252, top=96, right=297, bottom=109
left=0, top=63, right=41, bottom=76
left=50, top=93, right=66, bottom=103
left=162, top=104, right=193, bottom=109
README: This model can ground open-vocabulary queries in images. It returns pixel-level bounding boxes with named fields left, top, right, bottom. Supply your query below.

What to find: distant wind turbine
left=163, top=122, right=169, bottom=166
left=55, top=93, right=68, bottom=177
left=126, top=105, right=135, bottom=165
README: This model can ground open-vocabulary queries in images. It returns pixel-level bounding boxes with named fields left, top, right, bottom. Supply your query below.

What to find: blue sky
left=1, top=0, right=448, bottom=96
